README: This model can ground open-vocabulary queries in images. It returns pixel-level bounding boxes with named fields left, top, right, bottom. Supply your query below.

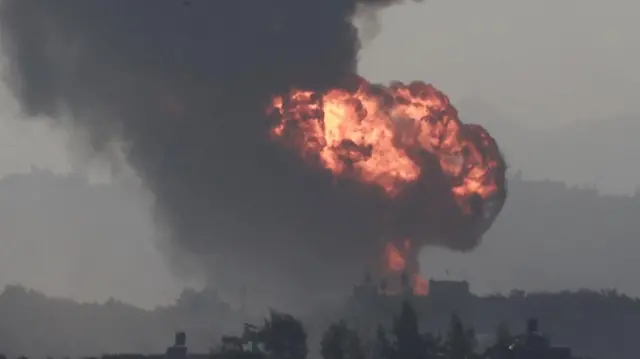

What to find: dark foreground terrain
left=0, top=282, right=632, bottom=359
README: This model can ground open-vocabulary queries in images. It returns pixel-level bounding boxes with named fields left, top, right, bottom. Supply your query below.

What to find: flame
left=383, top=240, right=428, bottom=296
left=267, top=76, right=504, bottom=297
left=413, top=274, right=429, bottom=296
left=385, top=242, right=405, bottom=272
left=267, top=76, right=502, bottom=212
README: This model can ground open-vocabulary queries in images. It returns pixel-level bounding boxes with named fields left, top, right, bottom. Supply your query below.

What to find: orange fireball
left=267, top=77, right=501, bottom=213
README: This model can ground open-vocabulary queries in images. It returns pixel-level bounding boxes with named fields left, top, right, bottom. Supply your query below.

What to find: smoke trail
left=0, top=0, right=504, bottom=310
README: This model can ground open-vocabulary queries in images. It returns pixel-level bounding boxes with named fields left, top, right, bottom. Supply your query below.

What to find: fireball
left=267, top=76, right=503, bottom=212
left=267, top=75, right=507, bottom=292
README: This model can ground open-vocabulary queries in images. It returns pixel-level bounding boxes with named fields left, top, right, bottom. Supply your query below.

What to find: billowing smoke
left=0, top=0, right=506, bottom=310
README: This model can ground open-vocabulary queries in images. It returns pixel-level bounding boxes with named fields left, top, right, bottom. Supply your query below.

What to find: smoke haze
left=0, top=0, right=508, bottom=310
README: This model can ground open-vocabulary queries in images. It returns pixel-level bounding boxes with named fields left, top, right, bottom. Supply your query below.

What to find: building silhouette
left=485, top=319, right=572, bottom=359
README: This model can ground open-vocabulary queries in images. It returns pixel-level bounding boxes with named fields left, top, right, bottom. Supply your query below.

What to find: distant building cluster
left=486, top=319, right=572, bottom=359
left=97, top=331, right=267, bottom=359
left=353, top=271, right=472, bottom=299
left=101, top=332, right=210, bottom=359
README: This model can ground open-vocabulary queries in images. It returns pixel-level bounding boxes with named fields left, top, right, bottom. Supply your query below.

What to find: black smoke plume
left=0, top=0, right=505, bottom=310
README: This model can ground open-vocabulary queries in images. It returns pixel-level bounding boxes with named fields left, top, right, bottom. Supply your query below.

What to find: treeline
left=215, top=300, right=595, bottom=359
left=329, top=288, right=636, bottom=359
left=0, top=286, right=622, bottom=359
left=0, top=286, right=250, bottom=358
left=0, top=300, right=596, bottom=359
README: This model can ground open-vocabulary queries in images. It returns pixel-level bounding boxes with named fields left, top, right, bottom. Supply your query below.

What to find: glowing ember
left=413, top=274, right=429, bottom=296
left=267, top=76, right=502, bottom=213
left=385, top=242, right=406, bottom=272
left=382, top=240, right=427, bottom=296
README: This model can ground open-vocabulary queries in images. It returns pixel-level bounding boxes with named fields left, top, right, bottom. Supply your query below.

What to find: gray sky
left=0, top=0, right=639, bottom=308
left=359, top=0, right=640, bottom=128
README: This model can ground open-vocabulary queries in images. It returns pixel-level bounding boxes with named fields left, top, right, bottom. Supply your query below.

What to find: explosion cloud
left=0, top=0, right=506, bottom=309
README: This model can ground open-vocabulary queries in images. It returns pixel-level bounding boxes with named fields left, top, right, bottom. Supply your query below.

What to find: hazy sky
left=0, top=0, right=639, bottom=308
left=359, top=0, right=640, bottom=128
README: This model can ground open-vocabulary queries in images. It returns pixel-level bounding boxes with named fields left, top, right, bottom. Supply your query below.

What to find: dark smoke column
left=0, top=0, right=505, bottom=311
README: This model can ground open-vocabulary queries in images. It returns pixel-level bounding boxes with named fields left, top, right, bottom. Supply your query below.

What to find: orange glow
left=413, top=274, right=429, bottom=296
left=383, top=240, right=429, bottom=296
left=385, top=242, right=405, bottom=272
left=267, top=77, right=501, bottom=213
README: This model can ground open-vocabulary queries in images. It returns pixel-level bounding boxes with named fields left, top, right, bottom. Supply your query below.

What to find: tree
left=484, top=321, right=512, bottom=359
left=494, top=321, right=511, bottom=347
left=421, top=332, right=442, bottom=359
left=392, top=300, right=428, bottom=359
left=320, top=320, right=365, bottom=359
left=374, top=325, right=393, bottom=359
left=443, top=314, right=477, bottom=359
left=259, top=310, right=308, bottom=359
